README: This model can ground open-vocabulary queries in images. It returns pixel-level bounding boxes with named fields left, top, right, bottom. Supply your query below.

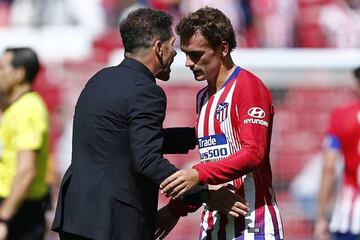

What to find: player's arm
left=314, top=135, right=340, bottom=240
left=161, top=77, right=272, bottom=196
left=0, top=150, right=37, bottom=221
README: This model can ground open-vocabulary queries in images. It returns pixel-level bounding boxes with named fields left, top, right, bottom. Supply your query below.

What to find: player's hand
left=207, top=185, right=249, bottom=218
left=160, top=169, right=199, bottom=199
left=314, top=217, right=330, bottom=240
left=155, top=205, right=180, bottom=240
left=0, top=222, right=8, bottom=240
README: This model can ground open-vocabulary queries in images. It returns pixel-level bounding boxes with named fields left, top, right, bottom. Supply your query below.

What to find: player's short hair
left=6, top=47, right=40, bottom=84
left=354, top=66, right=360, bottom=81
left=176, top=6, right=236, bottom=51
left=119, top=8, right=173, bottom=53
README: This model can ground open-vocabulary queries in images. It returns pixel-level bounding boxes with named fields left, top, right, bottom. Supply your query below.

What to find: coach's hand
left=207, top=185, right=249, bottom=218
left=160, top=169, right=199, bottom=199
left=155, top=205, right=180, bottom=240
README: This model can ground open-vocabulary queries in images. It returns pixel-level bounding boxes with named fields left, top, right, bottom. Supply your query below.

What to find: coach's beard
left=156, top=68, right=171, bottom=81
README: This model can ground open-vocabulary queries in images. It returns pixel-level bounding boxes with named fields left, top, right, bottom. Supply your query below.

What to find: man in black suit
left=51, top=8, right=195, bottom=240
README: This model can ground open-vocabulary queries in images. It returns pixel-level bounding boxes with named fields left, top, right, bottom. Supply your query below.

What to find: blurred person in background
left=159, top=7, right=284, bottom=239
left=318, top=0, right=360, bottom=48
left=314, top=66, right=360, bottom=240
left=103, top=0, right=137, bottom=27
left=0, top=0, right=13, bottom=27
left=148, top=0, right=183, bottom=34
left=0, top=47, right=49, bottom=240
left=250, top=0, right=297, bottom=47
left=9, top=0, right=105, bottom=32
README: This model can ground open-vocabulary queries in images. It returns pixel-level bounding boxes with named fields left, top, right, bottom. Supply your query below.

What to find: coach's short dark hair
left=119, top=8, right=173, bottom=53
left=354, top=66, right=360, bottom=81
left=6, top=47, right=40, bottom=84
left=176, top=7, right=236, bottom=51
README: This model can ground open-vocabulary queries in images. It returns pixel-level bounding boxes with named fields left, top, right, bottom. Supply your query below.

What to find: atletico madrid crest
left=215, top=102, right=229, bottom=123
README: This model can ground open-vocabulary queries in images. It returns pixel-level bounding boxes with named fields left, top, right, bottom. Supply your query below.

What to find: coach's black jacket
left=51, top=58, right=197, bottom=239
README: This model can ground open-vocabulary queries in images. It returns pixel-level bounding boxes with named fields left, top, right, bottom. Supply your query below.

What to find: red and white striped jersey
left=193, top=67, right=284, bottom=240
left=327, top=101, right=360, bottom=234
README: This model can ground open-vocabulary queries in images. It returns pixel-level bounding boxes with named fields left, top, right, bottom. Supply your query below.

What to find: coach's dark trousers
left=59, top=201, right=153, bottom=240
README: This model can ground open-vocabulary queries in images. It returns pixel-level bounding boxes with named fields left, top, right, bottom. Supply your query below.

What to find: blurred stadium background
left=1, top=0, right=360, bottom=239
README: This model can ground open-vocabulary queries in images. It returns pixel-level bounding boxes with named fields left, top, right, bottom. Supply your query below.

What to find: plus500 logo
left=200, top=148, right=228, bottom=161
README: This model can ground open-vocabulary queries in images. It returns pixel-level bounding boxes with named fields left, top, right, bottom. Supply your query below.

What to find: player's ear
left=219, top=41, right=229, bottom=57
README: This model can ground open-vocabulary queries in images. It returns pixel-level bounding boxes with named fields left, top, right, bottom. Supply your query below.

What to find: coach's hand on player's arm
left=206, top=185, right=249, bottom=218
left=160, top=169, right=199, bottom=199
left=155, top=205, right=180, bottom=240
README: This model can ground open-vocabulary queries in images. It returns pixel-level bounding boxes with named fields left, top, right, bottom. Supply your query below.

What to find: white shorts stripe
left=264, top=198, right=275, bottom=236
left=243, top=173, right=256, bottom=240
left=201, top=210, right=210, bottom=240
left=270, top=188, right=284, bottom=239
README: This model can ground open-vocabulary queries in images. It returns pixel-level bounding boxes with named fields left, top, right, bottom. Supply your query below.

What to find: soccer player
left=0, top=48, right=49, bottom=240
left=314, top=66, right=360, bottom=240
left=159, top=7, right=284, bottom=240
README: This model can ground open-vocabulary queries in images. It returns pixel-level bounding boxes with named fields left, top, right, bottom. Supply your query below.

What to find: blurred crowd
left=0, top=0, right=360, bottom=49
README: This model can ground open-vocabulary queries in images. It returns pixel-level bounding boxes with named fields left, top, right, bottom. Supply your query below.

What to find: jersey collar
left=221, top=66, right=241, bottom=89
